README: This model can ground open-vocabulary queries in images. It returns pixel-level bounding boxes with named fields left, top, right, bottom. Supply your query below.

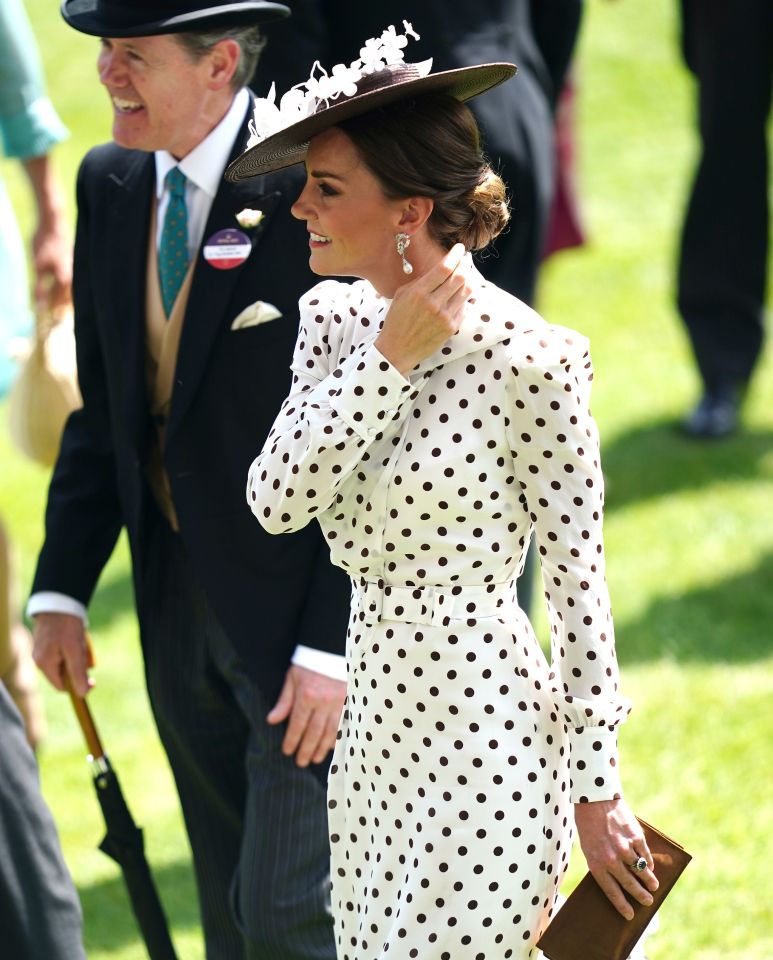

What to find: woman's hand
left=375, top=243, right=471, bottom=375
left=574, top=798, right=659, bottom=919
left=23, top=155, right=73, bottom=311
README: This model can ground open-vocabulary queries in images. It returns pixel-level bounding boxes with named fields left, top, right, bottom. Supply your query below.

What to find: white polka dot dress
left=248, top=270, right=630, bottom=960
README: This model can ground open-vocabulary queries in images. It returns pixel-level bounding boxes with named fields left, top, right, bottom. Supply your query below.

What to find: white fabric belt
left=355, top=578, right=518, bottom=627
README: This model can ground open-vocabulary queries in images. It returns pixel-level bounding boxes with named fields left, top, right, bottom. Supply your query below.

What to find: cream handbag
left=7, top=304, right=81, bottom=468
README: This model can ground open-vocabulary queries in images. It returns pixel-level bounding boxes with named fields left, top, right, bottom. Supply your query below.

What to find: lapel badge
left=203, top=227, right=251, bottom=271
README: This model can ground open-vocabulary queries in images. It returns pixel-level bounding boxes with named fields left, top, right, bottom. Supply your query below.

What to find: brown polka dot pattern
left=248, top=276, right=631, bottom=959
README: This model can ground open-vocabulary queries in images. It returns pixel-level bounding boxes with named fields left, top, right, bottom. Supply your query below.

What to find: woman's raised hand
left=375, top=243, right=472, bottom=375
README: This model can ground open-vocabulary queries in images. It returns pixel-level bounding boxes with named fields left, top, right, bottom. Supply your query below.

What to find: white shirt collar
left=154, top=87, right=251, bottom=198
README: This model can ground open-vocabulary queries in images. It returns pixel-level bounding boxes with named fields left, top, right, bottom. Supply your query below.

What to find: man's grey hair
left=176, top=25, right=265, bottom=89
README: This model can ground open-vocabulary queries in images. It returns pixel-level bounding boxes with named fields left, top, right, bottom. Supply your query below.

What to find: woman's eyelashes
left=317, top=181, right=339, bottom=197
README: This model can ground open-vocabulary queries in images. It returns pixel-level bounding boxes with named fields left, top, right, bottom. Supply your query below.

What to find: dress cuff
left=328, top=343, right=413, bottom=441
left=26, top=591, right=88, bottom=623
left=292, top=645, right=347, bottom=682
left=569, top=726, right=623, bottom=803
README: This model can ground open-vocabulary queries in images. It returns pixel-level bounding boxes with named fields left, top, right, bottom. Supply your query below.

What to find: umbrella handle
left=63, top=630, right=105, bottom=760
left=67, top=683, right=105, bottom=760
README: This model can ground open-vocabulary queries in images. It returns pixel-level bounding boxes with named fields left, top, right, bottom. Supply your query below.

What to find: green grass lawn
left=2, top=0, right=772, bottom=957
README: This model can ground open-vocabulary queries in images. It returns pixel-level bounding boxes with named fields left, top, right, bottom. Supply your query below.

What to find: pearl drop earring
left=395, top=232, right=413, bottom=275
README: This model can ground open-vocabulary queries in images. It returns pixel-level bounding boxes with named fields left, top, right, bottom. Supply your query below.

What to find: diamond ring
left=630, top=856, right=647, bottom=873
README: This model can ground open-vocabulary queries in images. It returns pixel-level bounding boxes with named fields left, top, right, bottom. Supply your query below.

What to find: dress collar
left=411, top=264, right=538, bottom=376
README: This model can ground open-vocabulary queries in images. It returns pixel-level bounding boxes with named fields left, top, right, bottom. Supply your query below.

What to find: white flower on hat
left=379, top=23, right=411, bottom=64
left=327, top=62, right=362, bottom=98
left=359, top=35, right=388, bottom=74
left=246, top=21, right=423, bottom=146
left=247, top=83, right=280, bottom=145
left=246, top=80, right=319, bottom=149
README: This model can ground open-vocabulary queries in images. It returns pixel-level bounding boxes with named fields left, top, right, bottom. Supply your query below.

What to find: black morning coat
left=31, top=113, right=351, bottom=701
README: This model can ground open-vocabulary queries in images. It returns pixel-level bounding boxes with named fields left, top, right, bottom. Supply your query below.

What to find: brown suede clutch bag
left=536, top=818, right=691, bottom=960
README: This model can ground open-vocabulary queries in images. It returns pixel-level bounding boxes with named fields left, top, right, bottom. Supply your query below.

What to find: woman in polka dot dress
left=232, top=25, right=659, bottom=960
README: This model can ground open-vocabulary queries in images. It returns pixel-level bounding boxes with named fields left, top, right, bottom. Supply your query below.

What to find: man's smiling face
left=97, top=34, right=223, bottom=158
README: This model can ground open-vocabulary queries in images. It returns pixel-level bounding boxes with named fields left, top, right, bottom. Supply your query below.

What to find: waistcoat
left=143, top=200, right=196, bottom=531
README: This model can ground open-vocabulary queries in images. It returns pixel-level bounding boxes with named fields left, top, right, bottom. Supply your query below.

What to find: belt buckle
left=363, top=580, right=383, bottom=626
left=427, top=587, right=446, bottom=627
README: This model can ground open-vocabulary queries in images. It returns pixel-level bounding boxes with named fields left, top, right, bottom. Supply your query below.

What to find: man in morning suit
left=28, top=2, right=350, bottom=957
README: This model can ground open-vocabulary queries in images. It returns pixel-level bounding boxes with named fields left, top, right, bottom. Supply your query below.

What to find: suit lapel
left=105, top=152, right=155, bottom=449
left=166, top=121, right=284, bottom=442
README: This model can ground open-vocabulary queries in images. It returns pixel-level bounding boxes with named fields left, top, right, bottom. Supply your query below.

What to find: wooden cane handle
left=64, top=631, right=105, bottom=759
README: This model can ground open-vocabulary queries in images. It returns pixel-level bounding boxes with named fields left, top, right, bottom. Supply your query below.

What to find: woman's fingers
left=376, top=245, right=471, bottom=374
left=574, top=799, right=660, bottom=920
left=590, top=866, right=636, bottom=920
left=428, top=242, right=467, bottom=292
left=588, top=852, right=656, bottom=920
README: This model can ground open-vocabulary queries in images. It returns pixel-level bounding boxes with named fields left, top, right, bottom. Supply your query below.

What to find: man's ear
left=208, top=38, right=241, bottom=90
left=397, top=196, right=434, bottom=232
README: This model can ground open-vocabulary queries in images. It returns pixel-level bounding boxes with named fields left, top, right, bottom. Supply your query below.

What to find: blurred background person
left=677, top=0, right=772, bottom=438
left=0, top=4, right=84, bottom=958
left=0, top=678, right=86, bottom=960
left=0, top=0, right=71, bottom=748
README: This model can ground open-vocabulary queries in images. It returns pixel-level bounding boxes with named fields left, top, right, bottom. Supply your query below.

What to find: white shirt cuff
left=292, top=644, right=347, bottom=682
left=26, top=592, right=88, bottom=624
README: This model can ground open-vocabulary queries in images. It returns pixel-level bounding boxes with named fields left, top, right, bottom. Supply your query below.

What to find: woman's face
left=291, top=127, right=407, bottom=285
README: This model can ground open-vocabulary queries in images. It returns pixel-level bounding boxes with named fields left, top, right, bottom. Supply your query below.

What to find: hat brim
left=226, top=61, right=517, bottom=181
left=60, top=0, right=289, bottom=38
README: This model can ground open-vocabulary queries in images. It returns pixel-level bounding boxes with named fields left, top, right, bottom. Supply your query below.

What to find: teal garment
left=0, top=0, right=68, bottom=397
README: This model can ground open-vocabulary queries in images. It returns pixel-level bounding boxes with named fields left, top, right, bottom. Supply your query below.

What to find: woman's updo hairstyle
left=339, top=93, right=509, bottom=252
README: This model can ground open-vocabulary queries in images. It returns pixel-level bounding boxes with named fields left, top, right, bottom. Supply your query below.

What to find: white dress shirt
left=27, top=88, right=345, bottom=683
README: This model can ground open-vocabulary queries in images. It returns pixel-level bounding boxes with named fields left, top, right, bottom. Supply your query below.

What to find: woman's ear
left=397, top=197, right=434, bottom=232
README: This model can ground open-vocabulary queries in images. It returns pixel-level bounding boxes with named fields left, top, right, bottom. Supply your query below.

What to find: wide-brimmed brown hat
left=226, top=58, right=517, bottom=181
left=61, top=0, right=289, bottom=38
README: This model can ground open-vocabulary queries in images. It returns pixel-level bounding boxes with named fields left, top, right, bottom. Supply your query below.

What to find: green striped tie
left=158, top=166, right=189, bottom=316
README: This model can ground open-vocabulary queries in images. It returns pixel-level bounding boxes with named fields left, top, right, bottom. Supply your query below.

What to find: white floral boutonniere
left=235, top=208, right=264, bottom=229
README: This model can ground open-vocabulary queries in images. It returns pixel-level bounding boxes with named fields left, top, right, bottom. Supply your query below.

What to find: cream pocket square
left=230, top=300, right=282, bottom=330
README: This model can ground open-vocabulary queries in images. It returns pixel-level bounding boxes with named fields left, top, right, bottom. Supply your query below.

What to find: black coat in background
left=31, top=115, right=350, bottom=701
left=677, top=0, right=772, bottom=393
left=254, top=0, right=583, bottom=304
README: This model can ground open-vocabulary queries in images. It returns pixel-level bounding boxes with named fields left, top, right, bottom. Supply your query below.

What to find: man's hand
left=32, top=612, right=92, bottom=697
left=267, top=664, right=346, bottom=767
left=574, top=798, right=659, bottom=919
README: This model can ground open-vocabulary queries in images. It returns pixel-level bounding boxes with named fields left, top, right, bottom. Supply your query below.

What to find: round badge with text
left=203, top=228, right=251, bottom=270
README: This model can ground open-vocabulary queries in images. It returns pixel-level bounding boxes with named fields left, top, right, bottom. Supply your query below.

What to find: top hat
left=60, top=0, right=290, bottom=38
left=226, top=23, right=516, bottom=181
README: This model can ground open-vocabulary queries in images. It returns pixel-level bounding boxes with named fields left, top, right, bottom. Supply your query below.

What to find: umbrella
left=68, top=684, right=179, bottom=960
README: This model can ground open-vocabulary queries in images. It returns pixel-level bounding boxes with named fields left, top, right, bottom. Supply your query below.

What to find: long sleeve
left=0, top=0, right=68, bottom=159
left=506, top=332, right=629, bottom=803
left=247, top=281, right=418, bottom=534
left=31, top=154, right=123, bottom=603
